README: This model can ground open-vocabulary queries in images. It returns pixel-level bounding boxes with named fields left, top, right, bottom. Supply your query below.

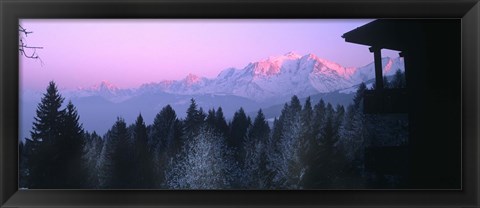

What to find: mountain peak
left=304, top=53, right=318, bottom=59
left=301, top=54, right=352, bottom=77
left=79, top=80, right=119, bottom=92
left=99, top=80, right=113, bottom=86
left=284, top=51, right=301, bottom=58
left=98, top=80, right=118, bottom=90
left=264, top=52, right=302, bottom=62
left=185, top=73, right=199, bottom=79
left=184, top=73, right=202, bottom=85
left=249, top=52, right=304, bottom=77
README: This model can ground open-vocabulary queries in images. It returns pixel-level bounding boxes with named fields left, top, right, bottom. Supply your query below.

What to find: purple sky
left=20, top=19, right=400, bottom=90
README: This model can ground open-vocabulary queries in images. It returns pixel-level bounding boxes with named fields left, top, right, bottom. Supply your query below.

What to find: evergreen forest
left=19, top=70, right=408, bottom=189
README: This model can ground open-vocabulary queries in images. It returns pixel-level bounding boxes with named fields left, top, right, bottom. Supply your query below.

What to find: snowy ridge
left=65, top=52, right=405, bottom=102
left=65, top=80, right=134, bottom=103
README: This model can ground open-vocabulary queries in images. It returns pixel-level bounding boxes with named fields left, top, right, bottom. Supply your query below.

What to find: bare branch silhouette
left=19, top=25, right=44, bottom=65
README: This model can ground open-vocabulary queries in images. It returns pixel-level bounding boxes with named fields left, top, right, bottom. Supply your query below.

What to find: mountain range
left=20, top=52, right=404, bottom=139
left=62, top=52, right=404, bottom=103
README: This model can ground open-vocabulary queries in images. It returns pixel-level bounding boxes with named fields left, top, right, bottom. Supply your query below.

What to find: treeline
left=20, top=71, right=407, bottom=189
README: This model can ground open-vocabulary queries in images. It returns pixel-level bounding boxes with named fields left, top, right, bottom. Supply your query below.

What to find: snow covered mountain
left=64, top=80, right=135, bottom=103
left=67, top=52, right=404, bottom=103
left=21, top=52, right=405, bottom=139
left=213, top=52, right=403, bottom=102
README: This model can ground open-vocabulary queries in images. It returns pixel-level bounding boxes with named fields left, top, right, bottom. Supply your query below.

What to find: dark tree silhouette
left=298, top=97, right=314, bottom=186
left=132, top=114, right=154, bottom=188
left=206, top=108, right=216, bottom=130
left=243, top=109, right=271, bottom=188
left=151, top=105, right=182, bottom=154
left=304, top=103, right=347, bottom=188
left=214, top=107, right=229, bottom=136
left=271, top=103, right=288, bottom=144
left=150, top=105, right=183, bottom=187
left=27, top=81, right=66, bottom=188
left=248, top=109, right=270, bottom=142
left=83, top=131, right=103, bottom=188
left=227, top=108, right=251, bottom=187
left=353, top=83, right=367, bottom=109
left=229, top=108, right=250, bottom=147
left=99, top=117, right=133, bottom=188
left=25, top=81, right=87, bottom=188
left=383, top=75, right=390, bottom=89
left=183, top=98, right=205, bottom=139
left=391, top=69, right=406, bottom=88
left=60, top=101, right=87, bottom=188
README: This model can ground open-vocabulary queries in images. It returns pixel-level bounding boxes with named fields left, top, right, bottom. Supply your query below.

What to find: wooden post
left=369, top=46, right=383, bottom=91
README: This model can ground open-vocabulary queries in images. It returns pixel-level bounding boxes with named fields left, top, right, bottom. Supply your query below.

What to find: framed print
left=1, top=0, right=479, bottom=207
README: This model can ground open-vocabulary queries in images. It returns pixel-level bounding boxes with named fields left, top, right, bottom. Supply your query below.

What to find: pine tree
left=214, top=107, right=229, bottom=136
left=60, top=101, right=87, bottom=188
left=229, top=108, right=250, bottom=148
left=335, top=105, right=346, bottom=129
left=298, top=97, right=314, bottom=186
left=206, top=108, right=216, bottom=130
left=269, top=96, right=305, bottom=188
left=271, top=103, right=289, bottom=144
left=27, top=81, right=66, bottom=188
left=132, top=114, right=154, bottom=188
left=249, top=109, right=270, bottom=141
left=300, top=97, right=314, bottom=147
left=337, top=103, right=367, bottom=188
left=243, top=109, right=271, bottom=188
left=99, top=117, right=133, bottom=188
left=151, top=105, right=182, bottom=188
left=304, top=104, right=338, bottom=188
left=323, top=104, right=340, bottom=150
left=83, top=131, right=103, bottom=188
left=229, top=108, right=250, bottom=162
left=311, top=99, right=327, bottom=142
left=227, top=107, right=251, bottom=187
left=151, top=105, right=182, bottom=155
left=301, top=100, right=351, bottom=188
left=183, top=99, right=205, bottom=139
left=198, top=107, right=207, bottom=122
left=391, top=69, right=406, bottom=88
left=301, top=97, right=314, bottom=127
left=302, top=99, right=326, bottom=188
left=289, top=95, right=302, bottom=114
left=345, top=84, right=368, bottom=169
left=353, top=83, right=367, bottom=109
left=383, top=75, right=390, bottom=89
left=30, top=81, right=65, bottom=144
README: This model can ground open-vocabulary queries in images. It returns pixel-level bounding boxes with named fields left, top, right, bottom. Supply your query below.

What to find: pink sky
left=20, top=19, right=400, bottom=90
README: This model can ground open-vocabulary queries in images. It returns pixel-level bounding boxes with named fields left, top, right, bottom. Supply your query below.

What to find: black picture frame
left=1, top=0, right=479, bottom=207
